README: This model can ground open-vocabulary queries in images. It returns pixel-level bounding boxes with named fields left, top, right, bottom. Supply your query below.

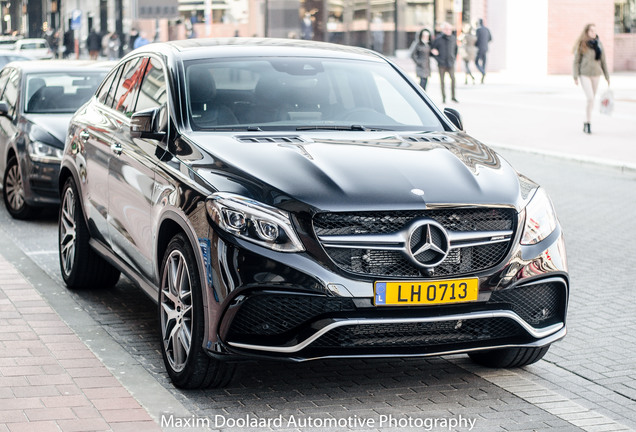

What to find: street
left=1, top=145, right=635, bottom=431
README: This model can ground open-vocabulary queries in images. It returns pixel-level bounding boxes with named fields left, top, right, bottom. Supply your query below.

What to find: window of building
left=616, top=0, right=636, bottom=33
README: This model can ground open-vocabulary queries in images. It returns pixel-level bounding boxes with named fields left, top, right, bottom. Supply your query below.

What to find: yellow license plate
left=374, top=279, right=479, bottom=306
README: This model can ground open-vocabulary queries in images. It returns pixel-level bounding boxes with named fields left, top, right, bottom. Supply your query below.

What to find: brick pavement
left=0, top=254, right=161, bottom=432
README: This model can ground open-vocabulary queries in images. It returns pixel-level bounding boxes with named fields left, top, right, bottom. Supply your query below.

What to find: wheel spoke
left=178, top=324, right=191, bottom=355
left=161, top=299, right=179, bottom=322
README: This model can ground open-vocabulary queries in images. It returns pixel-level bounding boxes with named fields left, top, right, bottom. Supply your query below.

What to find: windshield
left=184, top=57, right=444, bottom=132
left=24, top=71, right=106, bottom=114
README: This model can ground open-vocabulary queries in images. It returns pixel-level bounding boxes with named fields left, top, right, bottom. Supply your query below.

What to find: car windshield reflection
left=185, top=57, right=443, bottom=132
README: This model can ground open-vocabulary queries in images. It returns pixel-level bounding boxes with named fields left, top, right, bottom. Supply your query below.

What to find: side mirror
left=130, top=107, right=166, bottom=140
left=0, top=101, right=10, bottom=118
left=443, top=107, right=464, bottom=131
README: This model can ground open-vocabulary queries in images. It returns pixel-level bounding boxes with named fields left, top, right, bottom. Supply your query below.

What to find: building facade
left=3, top=0, right=634, bottom=72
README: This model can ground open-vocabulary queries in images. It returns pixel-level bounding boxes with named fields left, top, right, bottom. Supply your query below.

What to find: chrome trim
left=319, top=229, right=513, bottom=250
left=227, top=310, right=564, bottom=354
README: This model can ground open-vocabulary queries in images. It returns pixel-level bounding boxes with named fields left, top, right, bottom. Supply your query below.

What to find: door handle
left=110, top=142, right=123, bottom=156
left=79, top=130, right=90, bottom=142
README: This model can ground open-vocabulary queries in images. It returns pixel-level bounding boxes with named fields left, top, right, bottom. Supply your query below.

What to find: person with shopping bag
left=572, top=23, right=610, bottom=134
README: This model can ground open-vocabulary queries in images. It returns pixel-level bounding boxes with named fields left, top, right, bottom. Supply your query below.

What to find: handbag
left=600, top=89, right=614, bottom=115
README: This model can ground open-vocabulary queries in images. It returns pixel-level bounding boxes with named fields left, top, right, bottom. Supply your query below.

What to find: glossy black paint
left=60, top=39, right=568, bottom=365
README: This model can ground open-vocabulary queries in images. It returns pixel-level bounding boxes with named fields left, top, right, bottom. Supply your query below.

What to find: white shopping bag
left=599, top=89, right=614, bottom=115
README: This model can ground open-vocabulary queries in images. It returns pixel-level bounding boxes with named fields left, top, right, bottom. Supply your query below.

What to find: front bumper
left=22, top=156, right=61, bottom=206
left=202, top=222, right=568, bottom=362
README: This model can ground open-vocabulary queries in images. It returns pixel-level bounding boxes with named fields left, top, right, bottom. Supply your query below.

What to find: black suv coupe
left=58, top=39, right=568, bottom=389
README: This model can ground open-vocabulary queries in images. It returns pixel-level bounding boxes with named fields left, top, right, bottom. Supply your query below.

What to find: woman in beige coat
left=573, top=23, right=610, bottom=134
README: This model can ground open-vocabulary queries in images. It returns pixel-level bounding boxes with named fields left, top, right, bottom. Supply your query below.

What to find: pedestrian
left=63, top=29, right=74, bottom=59
left=475, top=18, right=492, bottom=83
left=431, top=22, right=458, bottom=104
left=301, top=12, right=314, bottom=40
left=107, top=32, right=120, bottom=60
left=48, top=30, right=60, bottom=59
left=87, top=29, right=102, bottom=60
left=128, top=29, right=139, bottom=53
left=133, top=31, right=150, bottom=50
left=573, top=24, right=610, bottom=134
left=410, top=28, right=433, bottom=91
left=459, top=24, right=477, bottom=85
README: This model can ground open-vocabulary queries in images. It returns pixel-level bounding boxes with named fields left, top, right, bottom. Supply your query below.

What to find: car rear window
left=24, top=71, right=107, bottom=114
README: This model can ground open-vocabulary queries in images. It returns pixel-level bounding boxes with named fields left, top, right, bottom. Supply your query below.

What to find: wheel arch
left=156, top=211, right=213, bottom=346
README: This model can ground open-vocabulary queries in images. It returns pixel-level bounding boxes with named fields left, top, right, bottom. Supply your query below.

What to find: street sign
left=70, top=9, right=82, bottom=30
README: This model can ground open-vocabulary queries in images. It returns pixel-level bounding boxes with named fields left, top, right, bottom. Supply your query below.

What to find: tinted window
left=3, top=69, right=19, bottom=117
left=24, top=71, right=107, bottom=114
left=0, top=68, right=12, bottom=98
left=97, top=70, right=118, bottom=105
left=184, top=57, right=443, bottom=131
left=112, top=57, right=148, bottom=117
left=134, top=58, right=167, bottom=113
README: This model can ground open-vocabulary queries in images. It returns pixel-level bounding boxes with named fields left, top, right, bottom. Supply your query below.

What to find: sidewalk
left=0, top=253, right=161, bottom=432
left=390, top=56, right=636, bottom=171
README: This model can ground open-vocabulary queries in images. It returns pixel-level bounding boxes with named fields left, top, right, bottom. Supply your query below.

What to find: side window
left=134, top=58, right=167, bottom=113
left=3, top=69, right=20, bottom=117
left=0, top=68, right=12, bottom=99
left=97, top=70, right=118, bottom=106
left=112, top=57, right=149, bottom=117
left=100, top=66, right=123, bottom=108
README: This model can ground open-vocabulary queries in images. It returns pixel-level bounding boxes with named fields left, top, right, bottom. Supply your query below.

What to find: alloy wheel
left=59, top=187, right=77, bottom=277
left=160, top=249, right=194, bottom=373
left=5, top=163, right=25, bottom=211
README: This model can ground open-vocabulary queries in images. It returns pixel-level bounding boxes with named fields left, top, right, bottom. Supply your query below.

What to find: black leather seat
left=188, top=68, right=238, bottom=127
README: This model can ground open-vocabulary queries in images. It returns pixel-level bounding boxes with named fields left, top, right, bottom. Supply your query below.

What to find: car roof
left=6, top=60, right=114, bottom=73
left=16, top=38, right=48, bottom=44
left=131, top=37, right=386, bottom=63
left=0, top=50, right=30, bottom=56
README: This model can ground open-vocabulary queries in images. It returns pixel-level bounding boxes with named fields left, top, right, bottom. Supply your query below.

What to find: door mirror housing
left=0, top=101, right=10, bottom=118
left=130, top=107, right=166, bottom=140
left=443, top=107, right=464, bottom=131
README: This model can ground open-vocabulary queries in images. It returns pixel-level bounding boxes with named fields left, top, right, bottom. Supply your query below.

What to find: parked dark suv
left=58, top=39, right=568, bottom=389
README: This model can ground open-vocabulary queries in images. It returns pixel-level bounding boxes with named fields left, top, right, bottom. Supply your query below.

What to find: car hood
left=23, top=114, right=73, bottom=148
left=187, top=131, right=527, bottom=212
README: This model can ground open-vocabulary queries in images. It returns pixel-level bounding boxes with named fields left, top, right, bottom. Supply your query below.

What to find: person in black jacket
left=475, top=19, right=492, bottom=83
left=431, top=22, right=458, bottom=103
left=87, top=29, right=102, bottom=60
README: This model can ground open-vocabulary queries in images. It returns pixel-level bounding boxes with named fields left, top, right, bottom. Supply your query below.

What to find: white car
left=14, top=38, right=53, bottom=60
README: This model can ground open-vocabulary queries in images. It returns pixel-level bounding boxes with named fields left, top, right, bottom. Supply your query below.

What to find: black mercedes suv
left=58, top=38, right=568, bottom=389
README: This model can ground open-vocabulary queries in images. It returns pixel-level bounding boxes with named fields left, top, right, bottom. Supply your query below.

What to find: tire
left=58, top=177, right=120, bottom=289
left=159, top=233, right=235, bottom=389
left=468, top=345, right=550, bottom=368
left=3, top=156, right=34, bottom=219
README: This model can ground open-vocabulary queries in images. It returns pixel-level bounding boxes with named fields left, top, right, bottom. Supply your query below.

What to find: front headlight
left=521, top=188, right=558, bottom=245
left=205, top=193, right=305, bottom=252
left=28, top=141, right=63, bottom=163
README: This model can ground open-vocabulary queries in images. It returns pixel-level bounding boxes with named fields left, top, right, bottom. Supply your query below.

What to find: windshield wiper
left=296, top=125, right=369, bottom=131
left=202, top=126, right=263, bottom=131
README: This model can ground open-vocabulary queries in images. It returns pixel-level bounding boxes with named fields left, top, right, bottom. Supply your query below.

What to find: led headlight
left=521, top=188, right=558, bottom=245
left=206, top=193, right=305, bottom=252
left=28, top=141, right=63, bottom=163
